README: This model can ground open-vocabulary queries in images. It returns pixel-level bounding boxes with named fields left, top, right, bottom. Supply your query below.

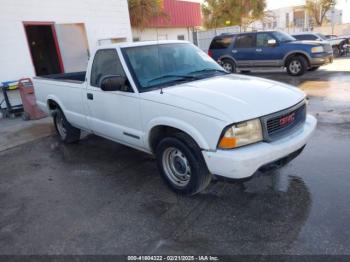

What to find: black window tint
left=90, top=49, right=126, bottom=88
left=209, top=36, right=233, bottom=49
left=256, top=33, right=275, bottom=47
left=235, top=34, right=255, bottom=48
left=294, top=34, right=317, bottom=40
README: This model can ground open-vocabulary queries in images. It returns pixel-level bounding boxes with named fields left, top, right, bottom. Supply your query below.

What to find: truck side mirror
left=268, top=39, right=277, bottom=47
left=100, top=75, right=126, bottom=91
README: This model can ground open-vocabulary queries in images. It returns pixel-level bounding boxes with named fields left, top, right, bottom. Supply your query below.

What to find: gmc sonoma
left=34, top=41, right=317, bottom=195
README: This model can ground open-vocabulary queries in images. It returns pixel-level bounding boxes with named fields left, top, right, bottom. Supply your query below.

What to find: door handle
left=256, top=48, right=262, bottom=52
left=87, top=93, right=93, bottom=100
left=232, top=50, right=238, bottom=53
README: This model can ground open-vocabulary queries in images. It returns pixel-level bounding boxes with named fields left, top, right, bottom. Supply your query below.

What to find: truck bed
left=36, top=71, right=86, bottom=83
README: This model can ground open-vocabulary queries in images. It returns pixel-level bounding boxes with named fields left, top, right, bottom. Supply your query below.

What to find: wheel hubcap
left=162, top=147, right=191, bottom=187
left=222, top=62, right=233, bottom=72
left=289, top=60, right=302, bottom=74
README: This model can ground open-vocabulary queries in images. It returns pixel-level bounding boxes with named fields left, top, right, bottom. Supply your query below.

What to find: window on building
left=235, top=34, right=255, bottom=48
left=177, top=35, right=185, bottom=40
left=286, top=13, right=290, bottom=28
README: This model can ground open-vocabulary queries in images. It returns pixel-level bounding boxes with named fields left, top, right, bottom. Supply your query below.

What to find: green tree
left=128, top=0, right=167, bottom=31
left=305, top=0, right=337, bottom=26
left=202, top=0, right=266, bottom=29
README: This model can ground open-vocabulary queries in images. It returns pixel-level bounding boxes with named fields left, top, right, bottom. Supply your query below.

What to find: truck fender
left=145, top=117, right=210, bottom=151
left=46, top=95, right=66, bottom=115
left=217, top=55, right=238, bottom=65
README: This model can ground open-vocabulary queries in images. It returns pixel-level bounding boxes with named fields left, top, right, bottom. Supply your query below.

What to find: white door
left=85, top=49, right=144, bottom=148
left=55, top=23, right=90, bottom=72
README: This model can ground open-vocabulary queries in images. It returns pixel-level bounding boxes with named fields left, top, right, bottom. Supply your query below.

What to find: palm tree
left=128, top=0, right=167, bottom=31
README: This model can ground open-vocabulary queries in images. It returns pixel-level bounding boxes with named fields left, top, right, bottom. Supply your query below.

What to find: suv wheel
left=156, top=133, right=212, bottom=195
left=221, top=59, right=236, bottom=73
left=53, top=108, right=81, bottom=143
left=286, top=56, right=308, bottom=76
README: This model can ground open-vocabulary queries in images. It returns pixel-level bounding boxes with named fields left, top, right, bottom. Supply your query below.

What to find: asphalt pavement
left=0, top=58, right=350, bottom=255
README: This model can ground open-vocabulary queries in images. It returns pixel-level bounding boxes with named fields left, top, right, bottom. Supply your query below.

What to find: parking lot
left=0, top=57, right=350, bottom=255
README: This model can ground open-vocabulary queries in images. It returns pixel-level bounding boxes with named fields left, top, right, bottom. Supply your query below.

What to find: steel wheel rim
left=56, top=114, right=67, bottom=139
left=289, top=60, right=302, bottom=74
left=222, top=62, right=233, bottom=72
left=162, top=147, right=191, bottom=187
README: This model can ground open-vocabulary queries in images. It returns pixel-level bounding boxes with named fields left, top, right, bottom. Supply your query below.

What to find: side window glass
left=235, top=34, right=255, bottom=48
left=209, top=36, right=233, bottom=49
left=90, top=49, right=131, bottom=91
left=256, top=33, right=275, bottom=47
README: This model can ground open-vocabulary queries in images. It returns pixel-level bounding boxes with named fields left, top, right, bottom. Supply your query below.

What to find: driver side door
left=255, top=32, right=284, bottom=67
left=86, top=49, right=144, bottom=148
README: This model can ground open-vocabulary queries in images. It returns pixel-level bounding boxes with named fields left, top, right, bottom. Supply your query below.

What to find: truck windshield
left=272, top=31, right=296, bottom=42
left=122, top=43, right=227, bottom=92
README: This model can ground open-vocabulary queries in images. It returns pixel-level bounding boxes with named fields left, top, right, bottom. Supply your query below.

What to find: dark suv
left=208, top=31, right=333, bottom=76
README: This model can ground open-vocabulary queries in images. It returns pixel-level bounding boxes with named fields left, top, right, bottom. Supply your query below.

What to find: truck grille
left=262, top=101, right=306, bottom=141
left=323, top=43, right=333, bottom=53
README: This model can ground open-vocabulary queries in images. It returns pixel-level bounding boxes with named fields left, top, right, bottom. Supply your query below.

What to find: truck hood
left=143, top=74, right=305, bottom=123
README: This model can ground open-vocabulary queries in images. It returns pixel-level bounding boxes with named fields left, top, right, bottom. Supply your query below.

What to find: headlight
left=218, top=119, right=263, bottom=149
left=311, top=46, right=324, bottom=53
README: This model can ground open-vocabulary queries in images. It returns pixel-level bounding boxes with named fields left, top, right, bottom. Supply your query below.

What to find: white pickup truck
left=34, top=40, right=317, bottom=195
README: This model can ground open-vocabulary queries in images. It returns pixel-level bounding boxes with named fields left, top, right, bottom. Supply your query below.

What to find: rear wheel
left=53, top=108, right=80, bottom=143
left=156, top=133, right=212, bottom=195
left=221, top=59, right=236, bottom=73
left=286, top=56, right=308, bottom=76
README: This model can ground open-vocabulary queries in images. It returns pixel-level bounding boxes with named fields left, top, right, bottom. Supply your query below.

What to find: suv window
left=294, top=34, right=317, bottom=41
left=256, top=33, right=276, bottom=47
left=235, top=34, right=255, bottom=48
left=209, top=36, right=233, bottom=49
left=90, top=49, right=130, bottom=91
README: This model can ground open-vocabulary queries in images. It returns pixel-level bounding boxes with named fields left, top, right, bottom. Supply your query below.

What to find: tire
left=221, top=59, right=236, bottom=73
left=53, top=108, right=80, bottom=143
left=286, top=56, right=308, bottom=76
left=308, top=66, right=320, bottom=72
left=155, top=133, right=212, bottom=195
left=332, top=46, right=341, bottom=57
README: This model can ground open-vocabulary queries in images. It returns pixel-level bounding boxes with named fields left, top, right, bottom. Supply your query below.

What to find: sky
left=190, top=0, right=350, bottom=23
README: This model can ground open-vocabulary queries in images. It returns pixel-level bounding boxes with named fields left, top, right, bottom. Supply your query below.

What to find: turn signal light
left=218, top=137, right=237, bottom=149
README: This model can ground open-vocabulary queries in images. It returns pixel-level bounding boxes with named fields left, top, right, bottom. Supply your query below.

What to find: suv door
left=255, top=32, right=284, bottom=66
left=86, top=49, right=144, bottom=148
left=231, top=33, right=256, bottom=67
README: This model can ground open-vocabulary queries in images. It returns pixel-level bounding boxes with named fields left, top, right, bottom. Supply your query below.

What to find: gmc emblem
left=280, top=112, right=295, bottom=126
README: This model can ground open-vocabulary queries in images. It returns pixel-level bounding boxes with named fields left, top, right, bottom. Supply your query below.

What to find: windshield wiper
left=147, top=74, right=198, bottom=86
left=188, top=68, right=229, bottom=75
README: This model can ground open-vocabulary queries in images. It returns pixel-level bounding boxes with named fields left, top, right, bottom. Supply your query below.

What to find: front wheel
left=156, top=134, right=212, bottom=195
left=332, top=46, right=341, bottom=57
left=286, top=56, right=308, bottom=76
left=221, top=59, right=236, bottom=73
left=53, top=108, right=81, bottom=143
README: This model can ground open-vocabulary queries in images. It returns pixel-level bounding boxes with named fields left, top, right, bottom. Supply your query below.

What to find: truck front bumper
left=202, top=115, right=317, bottom=179
left=310, top=53, right=333, bottom=66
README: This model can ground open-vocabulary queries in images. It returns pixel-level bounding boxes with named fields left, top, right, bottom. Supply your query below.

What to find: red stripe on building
left=148, top=0, right=201, bottom=28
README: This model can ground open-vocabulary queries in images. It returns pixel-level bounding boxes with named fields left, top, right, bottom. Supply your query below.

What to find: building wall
left=0, top=0, right=132, bottom=82
left=132, top=27, right=193, bottom=42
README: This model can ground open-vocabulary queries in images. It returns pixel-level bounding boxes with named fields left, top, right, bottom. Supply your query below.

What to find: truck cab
left=209, top=31, right=333, bottom=76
